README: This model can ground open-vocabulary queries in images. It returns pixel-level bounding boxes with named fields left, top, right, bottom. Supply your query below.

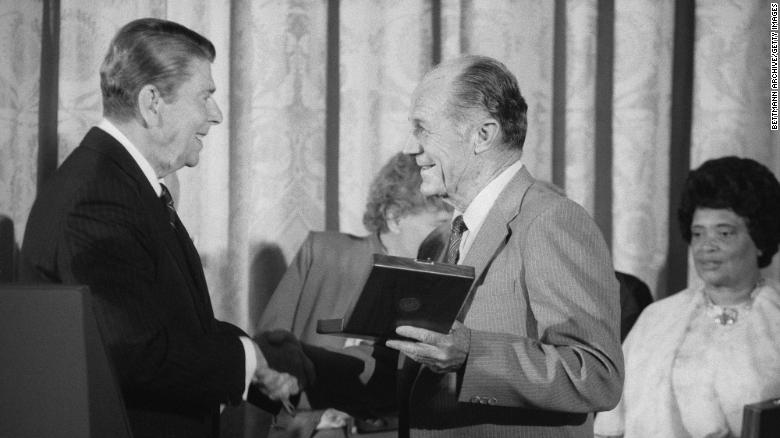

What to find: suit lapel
left=456, top=166, right=535, bottom=319
left=83, top=128, right=213, bottom=332
left=82, top=128, right=151, bottom=194
left=404, top=167, right=538, bottom=413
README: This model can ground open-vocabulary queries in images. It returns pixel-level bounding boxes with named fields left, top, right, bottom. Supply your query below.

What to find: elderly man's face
left=404, top=80, right=474, bottom=201
left=153, top=58, right=223, bottom=175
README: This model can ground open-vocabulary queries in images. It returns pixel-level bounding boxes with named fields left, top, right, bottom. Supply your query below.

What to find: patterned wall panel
left=3, top=0, right=779, bottom=332
left=691, top=0, right=775, bottom=168
left=0, top=1, right=41, bottom=242
left=339, top=0, right=432, bottom=236
left=689, top=0, right=779, bottom=289
left=564, top=0, right=597, bottom=215
left=449, top=0, right=555, bottom=181
left=167, top=0, right=234, bottom=323
left=227, top=0, right=327, bottom=328
left=611, top=0, right=674, bottom=296
left=57, top=0, right=165, bottom=162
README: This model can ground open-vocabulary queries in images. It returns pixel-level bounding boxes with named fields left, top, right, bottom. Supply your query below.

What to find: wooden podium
left=0, top=285, right=132, bottom=437
left=742, top=397, right=780, bottom=438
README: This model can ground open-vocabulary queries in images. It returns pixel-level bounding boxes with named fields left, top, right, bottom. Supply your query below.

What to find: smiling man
left=385, top=55, right=624, bottom=438
left=19, top=19, right=305, bottom=438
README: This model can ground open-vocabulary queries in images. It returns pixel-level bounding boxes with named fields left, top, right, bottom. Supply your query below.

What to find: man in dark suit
left=385, top=55, right=624, bottom=437
left=19, top=18, right=306, bottom=438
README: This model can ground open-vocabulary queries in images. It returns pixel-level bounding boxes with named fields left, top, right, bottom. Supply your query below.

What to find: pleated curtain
left=1, top=0, right=777, bottom=334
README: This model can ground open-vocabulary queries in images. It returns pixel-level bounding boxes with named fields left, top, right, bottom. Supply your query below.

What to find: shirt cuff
left=239, top=336, right=258, bottom=400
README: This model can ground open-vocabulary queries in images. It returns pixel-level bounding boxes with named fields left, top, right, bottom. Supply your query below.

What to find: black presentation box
left=317, top=254, right=475, bottom=341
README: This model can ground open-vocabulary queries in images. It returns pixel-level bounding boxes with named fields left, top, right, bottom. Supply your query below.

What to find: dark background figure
left=0, top=215, right=16, bottom=283
left=615, top=271, right=653, bottom=340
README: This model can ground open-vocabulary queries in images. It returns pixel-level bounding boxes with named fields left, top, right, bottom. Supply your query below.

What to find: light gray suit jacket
left=406, top=166, right=624, bottom=438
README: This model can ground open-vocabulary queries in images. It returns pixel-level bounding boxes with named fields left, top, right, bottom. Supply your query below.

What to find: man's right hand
left=253, top=361, right=300, bottom=402
left=246, top=341, right=300, bottom=414
left=254, top=330, right=316, bottom=389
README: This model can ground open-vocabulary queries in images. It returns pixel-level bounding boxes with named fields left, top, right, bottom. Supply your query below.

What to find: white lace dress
left=594, top=279, right=780, bottom=437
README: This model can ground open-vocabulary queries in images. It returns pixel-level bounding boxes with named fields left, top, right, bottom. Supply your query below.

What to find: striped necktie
left=445, top=215, right=468, bottom=264
left=160, top=184, right=177, bottom=229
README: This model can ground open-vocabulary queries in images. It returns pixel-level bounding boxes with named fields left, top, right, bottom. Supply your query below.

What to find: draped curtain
left=2, top=0, right=778, bottom=336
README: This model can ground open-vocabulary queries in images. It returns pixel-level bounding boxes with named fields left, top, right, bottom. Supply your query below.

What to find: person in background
left=256, top=152, right=451, bottom=432
left=615, top=272, right=653, bottom=341
left=19, top=18, right=307, bottom=438
left=595, top=156, right=780, bottom=438
left=386, top=54, right=623, bottom=437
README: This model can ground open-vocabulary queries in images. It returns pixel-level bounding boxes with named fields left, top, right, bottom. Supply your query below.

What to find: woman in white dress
left=595, top=156, right=780, bottom=438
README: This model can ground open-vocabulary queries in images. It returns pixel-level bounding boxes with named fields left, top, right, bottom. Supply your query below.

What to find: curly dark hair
left=677, top=156, right=780, bottom=268
left=362, top=153, right=451, bottom=233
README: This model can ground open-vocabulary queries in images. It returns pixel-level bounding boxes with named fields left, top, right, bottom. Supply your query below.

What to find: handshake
left=247, top=329, right=390, bottom=418
left=249, top=330, right=316, bottom=412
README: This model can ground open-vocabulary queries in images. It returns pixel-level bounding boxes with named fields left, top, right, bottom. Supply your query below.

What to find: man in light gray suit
left=386, top=55, right=624, bottom=437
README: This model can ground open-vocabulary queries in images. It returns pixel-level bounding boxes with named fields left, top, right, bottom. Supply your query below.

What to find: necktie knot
left=451, top=215, right=467, bottom=235
left=445, top=215, right=468, bottom=264
left=160, top=184, right=176, bottom=228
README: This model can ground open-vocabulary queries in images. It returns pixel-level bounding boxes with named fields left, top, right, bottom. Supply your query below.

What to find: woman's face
left=690, top=207, right=761, bottom=289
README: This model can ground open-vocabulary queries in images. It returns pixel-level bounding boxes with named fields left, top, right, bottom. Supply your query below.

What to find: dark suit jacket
left=20, top=128, right=247, bottom=438
left=402, top=167, right=624, bottom=438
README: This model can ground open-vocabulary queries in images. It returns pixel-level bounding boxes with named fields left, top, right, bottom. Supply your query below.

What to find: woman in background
left=256, top=152, right=451, bottom=431
left=595, top=156, right=780, bottom=437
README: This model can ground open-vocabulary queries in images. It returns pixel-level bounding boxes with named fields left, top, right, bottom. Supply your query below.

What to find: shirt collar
left=98, top=118, right=162, bottom=197
left=455, top=159, right=524, bottom=260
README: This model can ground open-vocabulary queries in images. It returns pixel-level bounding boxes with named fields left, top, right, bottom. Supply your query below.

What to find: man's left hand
left=385, top=321, right=470, bottom=373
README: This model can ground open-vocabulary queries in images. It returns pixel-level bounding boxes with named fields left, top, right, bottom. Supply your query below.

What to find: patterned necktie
left=445, top=215, right=468, bottom=264
left=160, top=184, right=177, bottom=229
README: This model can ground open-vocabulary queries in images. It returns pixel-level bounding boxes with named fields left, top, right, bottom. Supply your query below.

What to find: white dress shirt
left=455, top=159, right=524, bottom=262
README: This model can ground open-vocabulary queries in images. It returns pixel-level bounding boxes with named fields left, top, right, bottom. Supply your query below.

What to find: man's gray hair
left=433, top=55, right=528, bottom=150
left=100, top=18, right=216, bottom=122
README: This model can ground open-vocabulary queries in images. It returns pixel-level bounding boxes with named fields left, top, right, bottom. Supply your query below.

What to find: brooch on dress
left=703, top=279, right=764, bottom=325
left=707, top=306, right=739, bottom=325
